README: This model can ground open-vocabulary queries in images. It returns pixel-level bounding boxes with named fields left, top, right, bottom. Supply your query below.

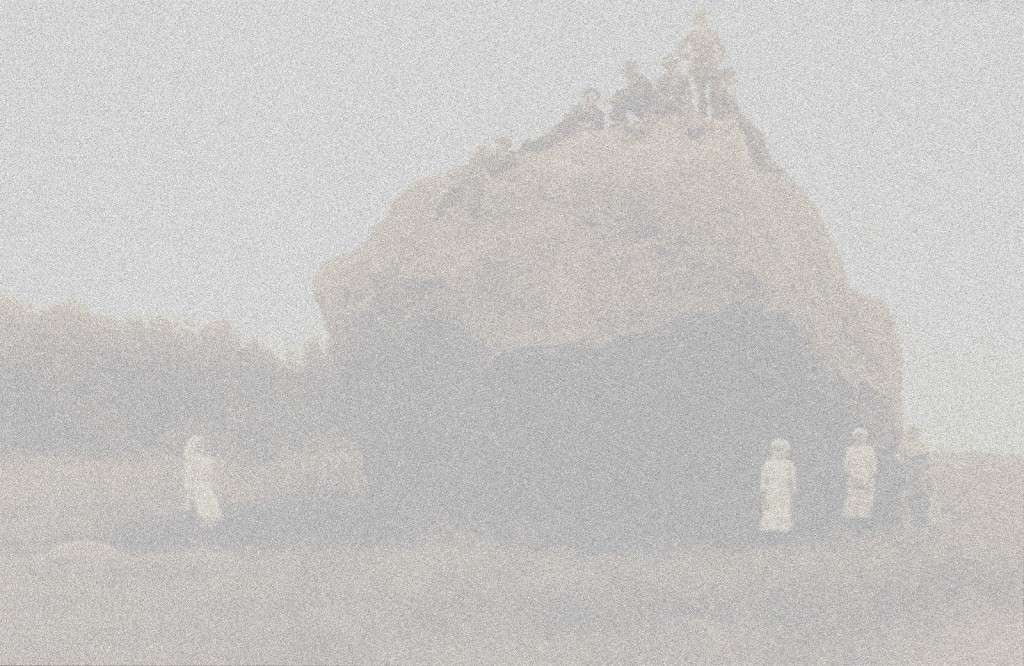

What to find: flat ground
left=0, top=451, right=1020, bottom=665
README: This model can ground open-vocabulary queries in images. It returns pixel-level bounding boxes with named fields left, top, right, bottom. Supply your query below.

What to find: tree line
left=0, top=293, right=342, bottom=458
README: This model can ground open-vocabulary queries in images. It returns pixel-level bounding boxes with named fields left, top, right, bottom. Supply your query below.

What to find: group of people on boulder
left=444, top=11, right=767, bottom=217
left=759, top=426, right=937, bottom=537
left=521, top=11, right=739, bottom=153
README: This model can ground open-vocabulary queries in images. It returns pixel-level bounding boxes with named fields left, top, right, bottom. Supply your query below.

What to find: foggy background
left=0, top=0, right=1020, bottom=452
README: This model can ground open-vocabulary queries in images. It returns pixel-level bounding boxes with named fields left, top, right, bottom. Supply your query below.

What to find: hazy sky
left=0, top=1, right=1020, bottom=451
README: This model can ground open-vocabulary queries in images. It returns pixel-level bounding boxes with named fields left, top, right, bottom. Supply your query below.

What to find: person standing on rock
left=708, top=67, right=740, bottom=119
left=608, top=60, right=656, bottom=129
left=843, top=428, right=879, bottom=525
left=564, top=87, right=606, bottom=133
left=760, top=438, right=797, bottom=535
left=677, top=10, right=727, bottom=117
left=654, top=54, right=694, bottom=118
left=184, top=433, right=224, bottom=531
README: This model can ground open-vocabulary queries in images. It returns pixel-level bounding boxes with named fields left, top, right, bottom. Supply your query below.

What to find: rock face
left=314, top=68, right=903, bottom=549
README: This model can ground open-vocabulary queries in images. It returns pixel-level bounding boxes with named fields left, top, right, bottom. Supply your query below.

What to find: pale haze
left=0, top=1, right=1020, bottom=452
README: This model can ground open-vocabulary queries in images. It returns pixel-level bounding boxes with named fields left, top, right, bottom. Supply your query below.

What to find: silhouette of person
left=708, top=67, right=739, bottom=119
left=566, top=87, right=606, bottom=132
left=760, top=438, right=796, bottom=534
left=487, top=136, right=516, bottom=174
left=608, top=60, right=656, bottom=128
left=843, top=428, right=878, bottom=524
left=677, top=10, right=727, bottom=116
left=654, top=54, right=694, bottom=117
left=184, top=434, right=224, bottom=530
left=460, top=136, right=516, bottom=179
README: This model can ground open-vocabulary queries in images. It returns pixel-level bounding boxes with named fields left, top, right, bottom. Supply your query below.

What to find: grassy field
left=0, top=450, right=1020, bottom=665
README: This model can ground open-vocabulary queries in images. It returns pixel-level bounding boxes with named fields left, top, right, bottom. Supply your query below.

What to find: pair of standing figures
left=760, top=428, right=883, bottom=534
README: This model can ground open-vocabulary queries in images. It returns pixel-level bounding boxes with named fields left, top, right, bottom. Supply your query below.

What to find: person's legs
left=184, top=510, right=203, bottom=549
left=842, top=517, right=866, bottom=538
left=695, top=77, right=711, bottom=116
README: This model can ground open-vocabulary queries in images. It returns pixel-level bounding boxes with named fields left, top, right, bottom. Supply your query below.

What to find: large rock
left=314, top=106, right=904, bottom=549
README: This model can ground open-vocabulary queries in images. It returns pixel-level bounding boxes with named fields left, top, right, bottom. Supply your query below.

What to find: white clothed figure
left=843, top=428, right=878, bottom=520
left=184, top=435, right=223, bottom=528
left=760, top=438, right=796, bottom=533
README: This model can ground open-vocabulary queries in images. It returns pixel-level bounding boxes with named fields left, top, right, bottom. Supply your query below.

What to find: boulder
left=314, top=96, right=903, bottom=549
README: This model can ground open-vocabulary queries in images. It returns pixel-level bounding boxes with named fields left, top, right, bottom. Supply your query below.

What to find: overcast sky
left=0, top=1, right=1021, bottom=451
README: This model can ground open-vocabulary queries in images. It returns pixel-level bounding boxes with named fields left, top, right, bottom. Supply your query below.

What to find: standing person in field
left=843, top=427, right=879, bottom=524
left=760, top=438, right=797, bottom=535
left=183, top=433, right=224, bottom=530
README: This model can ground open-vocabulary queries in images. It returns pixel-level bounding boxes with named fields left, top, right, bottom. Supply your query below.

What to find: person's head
left=583, top=87, right=601, bottom=105
left=770, top=438, right=790, bottom=459
left=621, top=59, right=641, bottom=80
left=694, top=9, right=711, bottom=28
left=184, top=434, right=206, bottom=458
left=852, top=427, right=870, bottom=446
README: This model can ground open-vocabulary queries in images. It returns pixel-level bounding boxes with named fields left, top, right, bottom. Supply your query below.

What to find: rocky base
left=330, top=304, right=902, bottom=551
